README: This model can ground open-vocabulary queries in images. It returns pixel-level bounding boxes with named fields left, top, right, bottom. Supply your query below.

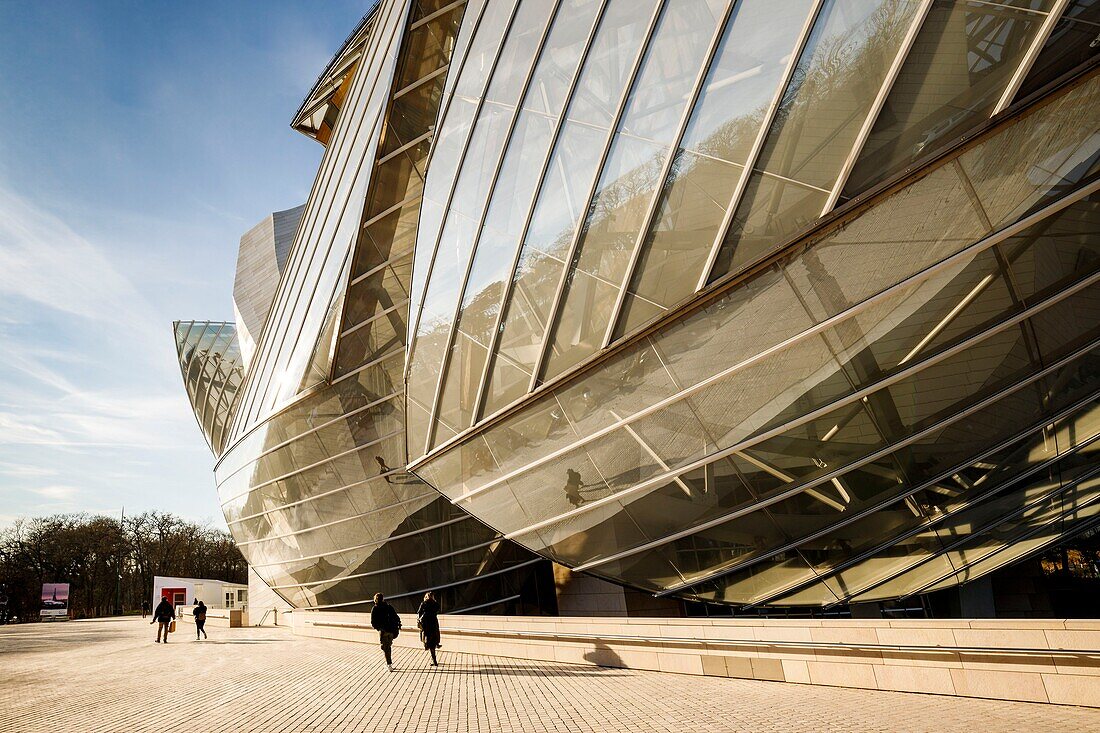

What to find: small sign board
left=40, top=583, right=69, bottom=621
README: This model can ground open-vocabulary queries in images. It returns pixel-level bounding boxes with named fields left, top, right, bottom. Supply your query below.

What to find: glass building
left=178, top=0, right=1100, bottom=613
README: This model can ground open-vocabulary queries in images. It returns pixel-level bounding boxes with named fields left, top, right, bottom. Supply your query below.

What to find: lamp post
left=114, top=507, right=124, bottom=616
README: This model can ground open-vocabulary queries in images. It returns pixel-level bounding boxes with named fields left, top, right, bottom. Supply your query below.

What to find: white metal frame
left=821, top=0, right=935, bottom=214
left=422, top=0, right=570, bottom=453
left=466, top=0, right=614, bottom=428
left=600, top=0, right=742, bottom=350
left=526, top=0, right=669, bottom=393
left=694, top=0, right=825, bottom=292
left=992, top=0, right=1072, bottom=115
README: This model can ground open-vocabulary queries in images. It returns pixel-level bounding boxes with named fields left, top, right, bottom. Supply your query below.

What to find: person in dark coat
left=150, top=596, right=174, bottom=643
left=370, top=592, right=401, bottom=671
left=141, top=599, right=150, bottom=619
left=193, top=600, right=208, bottom=640
left=416, top=591, right=441, bottom=666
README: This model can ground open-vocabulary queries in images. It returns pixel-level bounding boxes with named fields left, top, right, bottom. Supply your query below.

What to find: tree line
left=0, top=512, right=246, bottom=622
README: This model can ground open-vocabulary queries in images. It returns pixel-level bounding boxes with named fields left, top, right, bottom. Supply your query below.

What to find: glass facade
left=187, top=0, right=555, bottom=614
left=410, top=34, right=1100, bottom=607
left=407, top=0, right=1078, bottom=449
left=178, top=0, right=1099, bottom=611
left=174, top=321, right=244, bottom=457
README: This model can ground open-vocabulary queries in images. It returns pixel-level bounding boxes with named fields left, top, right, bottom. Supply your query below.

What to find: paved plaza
left=1, top=618, right=1098, bottom=733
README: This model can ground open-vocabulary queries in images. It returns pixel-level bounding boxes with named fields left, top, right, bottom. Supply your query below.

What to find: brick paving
left=0, top=618, right=1098, bottom=733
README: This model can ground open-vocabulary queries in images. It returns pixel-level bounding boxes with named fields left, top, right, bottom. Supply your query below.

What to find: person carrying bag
left=150, top=596, right=175, bottom=643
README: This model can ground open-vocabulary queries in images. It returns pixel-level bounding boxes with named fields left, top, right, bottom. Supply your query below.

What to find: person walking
left=370, top=592, right=401, bottom=671
left=150, top=596, right=174, bottom=643
left=417, top=591, right=441, bottom=667
left=193, top=600, right=208, bottom=641
left=141, top=599, right=150, bottom=619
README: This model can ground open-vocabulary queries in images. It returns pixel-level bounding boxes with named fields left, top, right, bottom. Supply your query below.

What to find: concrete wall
left=292, top=612, right=1100, bottom=707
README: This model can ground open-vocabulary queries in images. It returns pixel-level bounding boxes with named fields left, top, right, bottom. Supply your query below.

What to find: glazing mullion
left=339, top=2, right=470, bottom=372
left=562, top=335, right=1100, bottom=573
left=207, top=344, right=238, bottom=454
left=208, top=330, right=239, bottom=439
left=821, top=0, right=935, bottom=215
left=185, top=326, right=216, bottom=406
left=219, top=421, right=405, bottom=507
left=270, top=538, right=501, bottom=589
left=992, top=0, right=1071, bottom=114
left=331, top=343, right=405, bottom=385
left=229, top=470, right=420, bottom=527
left=235, top=0, right=403, bottom=438
left=195, top=323, right=228, bottom=439
left=912, top=512, right=1100, bottom=600
left=878, top=461, right=1100, bottom=604
left=296, top=557, right=543, bottom=608
left=672, top=401, right=1100, bottom=601
left=417, top=173, right=1099, bottom=488
left=467, top=1, right=612, bottom=425
left=392, top=64, right=451, bottom=101
left=411, top=0, right=468, bottom=30
left=893, top=473, right=1100, bottom=602
left=257, top=0, right=407, bottom=421
left=695, top=0, right=825, bottom=292
left=405, top=0, right=523, bottom=379
left=247, top=516, right=471, bottom=569
left=528, top=0, right=668, bottom=393
left=173, top=320, right=196, bottom=409
left=602, top=0, right=739, bottom=350
left=407, top=1, right=489, bottom=327
left=339, top=300, right=409, bottom=339
left=421, top=0, right=490, bottom=176
left=217, top=387, right=402, bottom=488
left=423, top=0, right=569, bottom=453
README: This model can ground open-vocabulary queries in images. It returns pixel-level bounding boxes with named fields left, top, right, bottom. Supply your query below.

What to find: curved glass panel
left=173, top=321, right=244, bottom=457
left=711, top=0, right=924, bottom=280
left=475, top=0, right=661, bottom=420
left=206, top=0, right=551, bottom=615
left=412, top=71, right=1100, bottom=606
left=842, top=0, right=1053, bottom=199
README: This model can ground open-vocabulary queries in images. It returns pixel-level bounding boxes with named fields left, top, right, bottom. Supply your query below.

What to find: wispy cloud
left=0, top=185, right=164, bottom=342
left=0, top=185, right=197, bottom=452
left=0, top=461, right=58, bottom=478
left=29, top=484, right=79, bottom=500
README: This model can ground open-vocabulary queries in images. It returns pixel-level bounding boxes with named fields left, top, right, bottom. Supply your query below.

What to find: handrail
left=302, top=620, right=1100, bottom=659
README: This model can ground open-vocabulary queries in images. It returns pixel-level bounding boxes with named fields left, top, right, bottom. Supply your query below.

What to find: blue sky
left=0, top=1, right=366, bottom=528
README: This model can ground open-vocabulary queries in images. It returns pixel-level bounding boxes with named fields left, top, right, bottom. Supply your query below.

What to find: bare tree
left=0, top=512, right=246, bottom=622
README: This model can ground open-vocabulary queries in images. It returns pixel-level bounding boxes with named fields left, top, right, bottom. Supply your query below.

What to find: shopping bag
left=169, top=620, right=176, bottom=633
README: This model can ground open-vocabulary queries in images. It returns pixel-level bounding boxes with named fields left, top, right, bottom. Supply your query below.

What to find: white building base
left=291, top=611, right=1100, bottom=707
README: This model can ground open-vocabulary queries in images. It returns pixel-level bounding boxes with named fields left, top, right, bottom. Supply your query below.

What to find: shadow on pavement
left=185, top=639, right=285, bottom=644
left=405, top=663, right=628, bottom=678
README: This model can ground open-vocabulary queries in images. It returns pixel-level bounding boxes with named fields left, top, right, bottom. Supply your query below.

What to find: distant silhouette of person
left=417, top=591, right=441, bottom=667
left=193, top=600, right=208, bottom=640
left=375, top=456, right=393, bottom=483
left=370, top=592, right=401, bottom=671
left=150, top=596, right=174, bottom=643
left=141, top=599, right=150, bottom=619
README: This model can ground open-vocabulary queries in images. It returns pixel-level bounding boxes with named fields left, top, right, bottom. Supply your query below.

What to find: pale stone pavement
left=1, top=618, right=1098, bottom=733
